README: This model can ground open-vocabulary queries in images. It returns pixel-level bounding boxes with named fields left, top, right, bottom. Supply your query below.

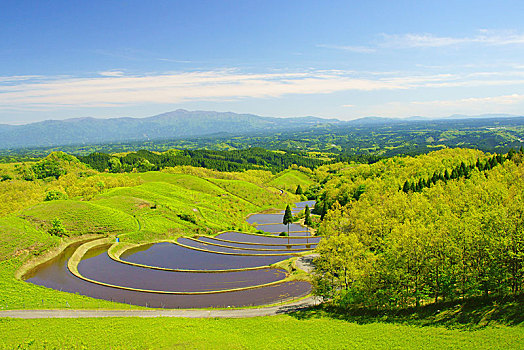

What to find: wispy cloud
left=2, top=69, right=524, bottom=116
left=157, top=58, right=192, bottom=63
left=99, top=70, right=125, bottom=77
left=317, top=44, right=376, bottom=53
left=359, top=93, right=524, bottom=118
left=410, top=94, right=524, bottom=107
left=322, top=30, right=524, bottom=53
left=381, top=30, right=524, bottom=48
left=0, top=70, right=405, bottom=110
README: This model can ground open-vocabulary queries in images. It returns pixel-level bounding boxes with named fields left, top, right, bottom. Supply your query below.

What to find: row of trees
left=78, top=148, right=327, bottom=174
left=402, top=152, right=510, bottom=193
left=312, top=149, right=523, bottom=309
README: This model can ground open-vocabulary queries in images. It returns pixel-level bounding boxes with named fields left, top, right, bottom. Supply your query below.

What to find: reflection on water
left=26, top=243, right=311, bottom=308
left=80, top=246, right=287, bottom=292
left=121, top=242, right=289, bottom=270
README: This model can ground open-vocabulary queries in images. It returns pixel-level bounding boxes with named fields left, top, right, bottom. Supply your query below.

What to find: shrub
left=1, top=174, right=12, bottom=181
left=44, top=190, right=68, bottom=201
left=48, top=218, right=68, bottom=237
left=177, top=213, right=197, bottom=224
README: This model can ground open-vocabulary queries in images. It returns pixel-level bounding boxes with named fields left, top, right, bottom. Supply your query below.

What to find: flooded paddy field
left=120, top=242, right=289, bottom=270
left=25, top=201, right=319, bottom=308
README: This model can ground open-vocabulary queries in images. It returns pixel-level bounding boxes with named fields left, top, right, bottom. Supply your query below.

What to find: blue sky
left=1, top=0, right=524, bottom=123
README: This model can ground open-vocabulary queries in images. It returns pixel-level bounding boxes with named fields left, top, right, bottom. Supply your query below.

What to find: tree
left=295, top=185, right=303, bottom=195
left=48, top=218, right=68, bottom=237
left=304, top=205, right=312, bottom=226
left=320, top=201, right=328, bottom=221
left=402, top=180, right=410, bottom=193
left=283, top=204, right=294, bottom=244
left=31, top=160, right=66, bottom=179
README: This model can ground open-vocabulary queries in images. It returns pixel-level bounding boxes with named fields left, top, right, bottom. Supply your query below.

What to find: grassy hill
left=268, top=169, right=315, bottom=193
left=0, top=155, right=304, bottom=310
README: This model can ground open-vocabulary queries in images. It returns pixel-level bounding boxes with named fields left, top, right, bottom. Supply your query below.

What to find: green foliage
left=31, top=159, right=66, bottom=179
left=283, top=205, right=293, bottom=226
left=44, top=190, right=68, bottom=201
left=314, top=149, right=524, bottom=309
left=177, top=213, right=197, bottom=224
left=1, top=174, right=12, bottom=181
left=79, top=148, right=326, bottom=174
left=304, top=205, right=312, bottom=226
left=320, top=201, right=328, bottom=221
left=295, top=184, right=303, bottom=195
left=47, top=218, right=68, bottom=237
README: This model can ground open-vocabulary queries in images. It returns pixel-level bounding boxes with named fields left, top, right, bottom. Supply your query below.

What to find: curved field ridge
left=218, top=230, right=322, bottom=240
left=205, top=235, right=318, bottom=247
left=68, top=240, right=294, bottom=295
left=109, top=242, right=273, bottom=273
left=188, top=237, right=312, bottom=252
left=174, top=238, right=301, bottom=257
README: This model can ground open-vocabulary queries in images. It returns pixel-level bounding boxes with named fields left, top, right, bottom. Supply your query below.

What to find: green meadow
left=1, top=314, right=522, bottom=349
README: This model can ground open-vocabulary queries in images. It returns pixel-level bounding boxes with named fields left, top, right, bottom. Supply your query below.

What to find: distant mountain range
left=0, top=110, right=522, bottom=150
left=0, top=110, right=340, bottom=149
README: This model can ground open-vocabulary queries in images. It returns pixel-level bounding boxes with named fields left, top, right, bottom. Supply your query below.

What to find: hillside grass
left=19, top=200, right=138, bottom=236
left=0, top=314, right=522, bottom=349
left=0, top=165, right=304, bottom=310
left=268, top=169, right=314, bottom=193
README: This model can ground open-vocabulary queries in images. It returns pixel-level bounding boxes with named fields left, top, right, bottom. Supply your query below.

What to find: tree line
left=78, top=148, right=326, bottom=173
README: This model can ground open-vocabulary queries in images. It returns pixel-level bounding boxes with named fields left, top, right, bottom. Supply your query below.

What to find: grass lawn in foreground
left=0, top=315, right=522, bottom=349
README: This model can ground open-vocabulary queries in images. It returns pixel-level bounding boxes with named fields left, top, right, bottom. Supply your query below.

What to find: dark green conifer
left=283, top=204, right=294, bottom=244
left=402, top=180, right=410, bottom=193
left=304, top=205, right=312, bottom=226
left=320, top=201, right=328, bottom=221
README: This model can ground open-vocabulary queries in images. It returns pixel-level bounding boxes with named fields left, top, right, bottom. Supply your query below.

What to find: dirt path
left=0, top=296, right=319, bottom=319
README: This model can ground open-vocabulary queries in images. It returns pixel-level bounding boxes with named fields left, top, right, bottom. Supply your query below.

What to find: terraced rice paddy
left=23, top=202, right=319, bottom=308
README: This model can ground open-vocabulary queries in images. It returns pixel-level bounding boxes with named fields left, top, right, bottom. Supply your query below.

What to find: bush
left=279, top=231, right=288, bottom=236
left=44, top=190, right=68, bottom=201
left=0, top=174, right=12, bottom=181
left=177, top=213, right=197, bottom=224
left=48, top=218, right=68, bottom=237
left=32, top=160, right=66, bottom=179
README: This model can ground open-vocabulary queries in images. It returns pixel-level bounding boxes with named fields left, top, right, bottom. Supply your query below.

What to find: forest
left=77, top=148, right=327, bottom=173
left=311, top=147, right=524, bottom=308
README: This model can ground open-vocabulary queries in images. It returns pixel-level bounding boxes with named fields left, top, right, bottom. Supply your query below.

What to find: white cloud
left=99, top=70, right=125, bottom=77
left=0, top=70, right=406, bottom=110
left=3, top=69, right=524, bottom=118
left=322, top=30, right=524, bottom=54
left=381, top=30, right=524, bottom=49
